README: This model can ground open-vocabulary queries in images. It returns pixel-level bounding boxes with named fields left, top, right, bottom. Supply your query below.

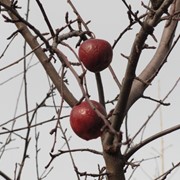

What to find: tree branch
left=125, top=124, right=180, bottom=160
left=0, top=0, right=78, bottom=107
left=126, top=0, right=179, bottom=112
left=0, top=171, right=12, bottom=180
left=104, top=0, right=175, bottom=147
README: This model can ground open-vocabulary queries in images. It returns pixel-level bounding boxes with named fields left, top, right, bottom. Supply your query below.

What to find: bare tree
left=0, top=0, right=180, bottom=180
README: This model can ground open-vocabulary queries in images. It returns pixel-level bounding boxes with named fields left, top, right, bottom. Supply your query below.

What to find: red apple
left=70, top=100, right=106, bottom=140
left=78, top=39, right=113, bottom=72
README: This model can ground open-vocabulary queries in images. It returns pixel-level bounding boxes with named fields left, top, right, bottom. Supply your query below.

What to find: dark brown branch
left=0, top=0, right=78, bottom=107
left=0, top=171, right=12, bottom=180
left=77, top=170, right=107, bottom=178
left=105, top=3, right=161, bottom=145
left=95, top=72, right=105, bottom=108
left=35, top=0, right=55, bottom=37
left=125, top=124, right=180, bottom=160
left=67, top=0, right=90, bottom=33
left=122, top=0, right=143, bottom=27
left=111, top=1, right=175, bottom=136
left=0, top=31, right=18, bottom=58
left=0, top=2, right=51, bottom=50
left=142, top=95, right=170, bottom=106
left=154, top=162, right=180, bottom=180
left=112, top=13, right=147, bottom=49
left=0, top=115, right=69, bottom=135
left=49, top=148, right=103, bottom=157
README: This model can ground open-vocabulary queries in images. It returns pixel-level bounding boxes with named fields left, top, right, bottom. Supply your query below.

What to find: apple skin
left=70, top=100, right=106, bottom=140
left=78, top=39, right=113, bottom=72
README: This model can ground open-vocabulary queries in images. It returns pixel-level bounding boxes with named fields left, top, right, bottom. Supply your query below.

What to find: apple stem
left=95, top=72, right=106, bottom=108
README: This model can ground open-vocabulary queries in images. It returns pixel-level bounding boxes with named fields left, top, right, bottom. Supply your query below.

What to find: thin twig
left=0, top=115, right=69, bottom=135
left=35, top=0, right=55, bottom=37
left=142, top=95, right=170, bottom=106
left=154, top=162, right=180, bottom=180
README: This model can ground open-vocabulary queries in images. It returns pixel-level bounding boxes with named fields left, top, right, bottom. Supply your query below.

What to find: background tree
left=0, top=0, right=180, bottom=180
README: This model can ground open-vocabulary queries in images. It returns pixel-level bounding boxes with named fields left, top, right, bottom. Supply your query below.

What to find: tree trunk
left=103, top=150, right=125, bottom=180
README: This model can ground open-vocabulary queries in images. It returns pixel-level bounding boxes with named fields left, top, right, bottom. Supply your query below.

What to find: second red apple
left=70, top=100, right=106, bottom=140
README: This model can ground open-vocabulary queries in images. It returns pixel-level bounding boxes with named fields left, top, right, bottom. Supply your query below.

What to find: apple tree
left=0, top=0, right=180, bottom=180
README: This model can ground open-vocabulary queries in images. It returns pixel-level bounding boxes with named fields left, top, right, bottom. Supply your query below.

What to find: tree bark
left=103, top=150, right=125, bottom=180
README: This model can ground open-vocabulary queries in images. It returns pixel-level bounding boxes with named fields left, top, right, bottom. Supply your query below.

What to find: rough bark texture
left=103, top=151, right=125, bottom=180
